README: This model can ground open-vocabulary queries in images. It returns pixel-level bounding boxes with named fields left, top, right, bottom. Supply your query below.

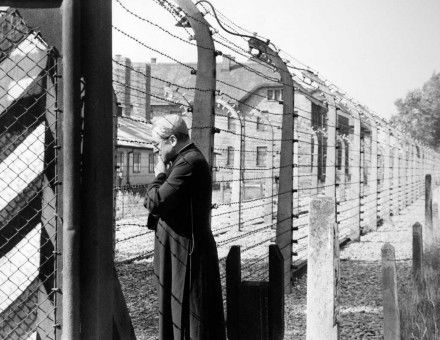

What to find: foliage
left=391, top=72, right=440, bottom=150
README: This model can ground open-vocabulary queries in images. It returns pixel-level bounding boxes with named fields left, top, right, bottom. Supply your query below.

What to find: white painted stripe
left=0, top=224, right=40, bottom=312
left=0, top=123, right=45, bottom=211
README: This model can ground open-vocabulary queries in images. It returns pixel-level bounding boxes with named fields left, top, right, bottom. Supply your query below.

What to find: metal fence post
left=80, top=0, right=114, bottom=338
left=61, top=0, right=81, bottom=338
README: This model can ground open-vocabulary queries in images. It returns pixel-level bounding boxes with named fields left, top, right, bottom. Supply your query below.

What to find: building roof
left=146, top=58, right=285, bottom=106
left=117, top=116, right=154, bottom=149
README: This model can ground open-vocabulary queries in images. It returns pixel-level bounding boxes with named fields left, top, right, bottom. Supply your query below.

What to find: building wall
left=115, top=146, right=155, bottom=186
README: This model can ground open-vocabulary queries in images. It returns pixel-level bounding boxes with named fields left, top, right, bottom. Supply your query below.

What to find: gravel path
left=117, top=188, right=438, bottom=339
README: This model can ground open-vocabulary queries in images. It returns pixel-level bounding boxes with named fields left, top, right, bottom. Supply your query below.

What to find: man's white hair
left=152, top=114, right=189, bottom=140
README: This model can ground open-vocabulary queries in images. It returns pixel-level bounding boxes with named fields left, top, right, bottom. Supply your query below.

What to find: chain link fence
left=0, top=9, right=60, bottom=339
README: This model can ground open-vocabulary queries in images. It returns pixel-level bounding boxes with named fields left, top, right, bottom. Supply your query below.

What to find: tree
left=391, top=72, right=440, bottom=150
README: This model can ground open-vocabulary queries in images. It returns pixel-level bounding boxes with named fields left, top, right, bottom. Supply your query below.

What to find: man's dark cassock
left=144, top=143, right=226, bottom=340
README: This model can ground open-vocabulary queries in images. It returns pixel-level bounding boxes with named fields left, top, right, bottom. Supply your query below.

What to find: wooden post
left=382, top=243, right=400, bottom=340
left=269, top=244, right=284, bottom=340
left=226, top=246, right=241, bottom=340
left=425, top=174, right=433, bottom=250
left=412, top=222, right=423, bottom=280
left=306, top=195, right=339, bottom=340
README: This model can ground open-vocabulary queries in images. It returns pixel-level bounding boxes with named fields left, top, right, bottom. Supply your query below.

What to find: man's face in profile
left=153, top=134, right=177, bottom=164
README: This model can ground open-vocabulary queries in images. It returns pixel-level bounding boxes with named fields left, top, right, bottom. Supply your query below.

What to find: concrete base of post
left=306, top=195, right=339, bottom=340
left=382, top=243, right=401, bottom=340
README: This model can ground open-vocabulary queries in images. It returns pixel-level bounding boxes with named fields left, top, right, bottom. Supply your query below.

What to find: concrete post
left=393, top=145, right=399, bottom=214
left=412, top=222, right=423, bottom=280
left=351, top=112, right=361, bottom=240
left=381, top=243, right=400, bottom=340
left=248, top=37, right=295, bottom=293
left=306, top=195, right=339, bottom=340
left=370, top=120, right=378, bottom=230
left=324, top=98, right=336, bottom=200
left=382, top=127, right=391, bottom=219
left=425, top=174, right=433, bottom=250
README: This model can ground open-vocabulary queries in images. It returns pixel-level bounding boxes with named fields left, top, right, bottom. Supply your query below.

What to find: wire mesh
left=0, top=9, right=60, bottom=340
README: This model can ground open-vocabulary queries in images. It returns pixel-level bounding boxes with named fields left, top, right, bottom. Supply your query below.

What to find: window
left=256, top=117, right=266, bottom=131
left=116, top=151, right=124, bottom=170
left=344, top=140, right=350, bottom=179
left=256, top=146, right=267, bottom=167
left=317, top=134, right=327, bottom=182
left=226, top=146, right=234, bottom=166
left=311, top=103, right=327, bottom=129
left=227, top=113, right=235, bottom=131
left=267, top=88, right=283, bottom=101
left=336, top=141, right=342, bottom=170
left=133, top=153, right=141, bottom=173
left=267, top=89, right=274, bottom=101
left=337, top=115, right=350, bottom=135
left=149, top=153, right=155, bottom=173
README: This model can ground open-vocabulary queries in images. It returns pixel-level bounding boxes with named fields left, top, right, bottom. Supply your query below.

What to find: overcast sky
left=113, top=0, right=440, bottom=120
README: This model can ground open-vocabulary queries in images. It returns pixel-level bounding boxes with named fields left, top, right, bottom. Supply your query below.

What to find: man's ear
left=169, top=135, right=178, bottom=146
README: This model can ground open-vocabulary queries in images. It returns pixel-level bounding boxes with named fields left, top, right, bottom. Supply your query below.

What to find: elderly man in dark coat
left=144, top=114, right=226, bottom=340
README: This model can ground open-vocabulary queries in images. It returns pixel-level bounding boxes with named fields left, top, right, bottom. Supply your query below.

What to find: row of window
left=116, top=151, right=156, bottom=174
left=226, top=115, right=268, bottom=132
left=214, top=146, right=268, bottom=168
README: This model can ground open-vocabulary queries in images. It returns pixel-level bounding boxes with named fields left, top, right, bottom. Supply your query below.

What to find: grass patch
left=399, top=247, right=440, bottom=339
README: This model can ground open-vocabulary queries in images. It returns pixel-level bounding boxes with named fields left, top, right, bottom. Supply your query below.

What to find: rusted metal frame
left=80, top=0, right=114, bottom=339
left=62, top=0, right=81, bottom=338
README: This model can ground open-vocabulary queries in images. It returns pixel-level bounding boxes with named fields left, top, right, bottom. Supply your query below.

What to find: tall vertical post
left=393, top=144, right=400, bottom=214
left=62, top=0, right=81, bottom=338
left=370, top=119, right=378, bottom=230
left=247, top=38, right=295, bottom=292
left=425, top=174, right=433, bottom=250
left=381, top=243, right=400, bottom=340
left=80, top=1, right=114, bottom=338
left=382, top=125, right=391, bottom=219
left=351, top=110, right=361, bottom=240
left=324, top=97, right=336, bottom=200
left=174, top=0, right=216, bottom=168
left=306, top=195, right=339, bottom=340
left=412, top=222, right=423, bottom=280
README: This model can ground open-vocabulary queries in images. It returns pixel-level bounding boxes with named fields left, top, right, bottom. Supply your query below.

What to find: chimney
left=145, top=63, right=151, bottom=121
left=220, top=54, right=242, bottom=72
left=124, top=58, right=132, bottom=116
left=151, top=57, right=157, bottom=64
